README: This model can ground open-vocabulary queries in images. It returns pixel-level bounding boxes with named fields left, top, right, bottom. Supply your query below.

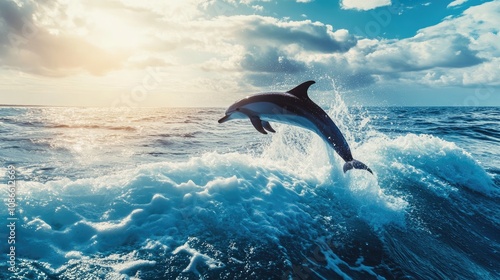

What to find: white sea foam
left=8, top=145, right=399, bottom=270
left=173, top=241, right=225, bottom=277
left=363, top=133, right=497, bottom=196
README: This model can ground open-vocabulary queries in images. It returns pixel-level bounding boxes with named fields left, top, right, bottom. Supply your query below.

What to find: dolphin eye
left=236, top=108, right=240, bottom=111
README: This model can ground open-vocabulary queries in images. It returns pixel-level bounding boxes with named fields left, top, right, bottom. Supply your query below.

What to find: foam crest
left=314, top=238, right=384, bottom=279
left=173, top=241, right=225, bottom=278
left=363, top=133, right=497, bottom=196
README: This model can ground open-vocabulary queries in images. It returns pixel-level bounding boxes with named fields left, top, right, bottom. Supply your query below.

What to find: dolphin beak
left=218, top=115, right=230, bottom=123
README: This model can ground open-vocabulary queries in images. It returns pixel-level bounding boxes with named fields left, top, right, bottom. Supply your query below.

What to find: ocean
left=0, top=94, right=499, bottom=279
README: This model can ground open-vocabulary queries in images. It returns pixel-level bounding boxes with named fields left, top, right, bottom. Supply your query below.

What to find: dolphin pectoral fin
left=261, top=120, right=276, bottom=133
left=250, top=116, right=267, bottom=134
left=343, top=159, right=373, bottom=175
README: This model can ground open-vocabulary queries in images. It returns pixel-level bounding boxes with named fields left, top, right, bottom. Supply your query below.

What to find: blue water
left=0, top=97, right=499, bottom=279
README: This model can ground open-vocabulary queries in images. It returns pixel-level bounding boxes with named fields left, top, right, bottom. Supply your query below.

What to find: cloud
left=304, top=1, right=499, bottom=89
left=194, top=2, right=499, bottom=91
left=403, top=1, right=500, bottom=86
left=340, top=0, right=392, bottom=11
left=240, top=48, right=307, bottom=73
left=447, top=0, right=468, bottom=8
left=182, top=15, right=358, bottom=88
left=127, top=56, right=174, bottom=69
left=215, top=16, right=357, bottom=53
left=363, top=35, right=483, bottom=73
left=0, top=0, right=124, bottom=76
left=252, top=5, right=264, bottom=11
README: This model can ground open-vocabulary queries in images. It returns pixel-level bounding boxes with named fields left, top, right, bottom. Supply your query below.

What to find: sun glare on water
left=34, top=108, right=137, bottom=163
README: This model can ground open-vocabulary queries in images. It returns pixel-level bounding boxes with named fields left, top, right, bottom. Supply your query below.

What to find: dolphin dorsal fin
left=287, top=80, right=315, bottom=100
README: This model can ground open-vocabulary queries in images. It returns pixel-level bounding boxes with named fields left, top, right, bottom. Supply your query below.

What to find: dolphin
left=218, top=80, right=373, bottom=174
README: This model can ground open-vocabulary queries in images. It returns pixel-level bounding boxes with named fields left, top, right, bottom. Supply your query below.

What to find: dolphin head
left=218, top=99, right=249, bottom=123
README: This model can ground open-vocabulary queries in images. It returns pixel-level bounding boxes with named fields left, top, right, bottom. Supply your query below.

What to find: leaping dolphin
left=218, top=80, right=373, bottom=174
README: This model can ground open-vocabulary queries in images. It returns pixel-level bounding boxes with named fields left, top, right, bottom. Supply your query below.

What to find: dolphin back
left=343, top=159, right=373, bottom=174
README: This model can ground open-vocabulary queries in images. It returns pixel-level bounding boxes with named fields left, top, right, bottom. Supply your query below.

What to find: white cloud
left=373, top=2, right=498, bottom=87
left=362, top=35, right=482, bottom=72
left=177, top=15, right=357, bottom=55
left=0, top=0, right=209, bottom=77
left=239, top=0, right=271, bottom=5
left=447, top=0, right=468, bottom=8
left=252, top=5, right=263, bottom=11
left=288, top=1, right=500, bottom=89
left=0, top=0, right=125, bottom=76
left=340, top=0, right=391, bottom=11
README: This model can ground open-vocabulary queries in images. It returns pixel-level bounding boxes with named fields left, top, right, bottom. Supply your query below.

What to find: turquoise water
left=0, top=101, right=498, bottom=279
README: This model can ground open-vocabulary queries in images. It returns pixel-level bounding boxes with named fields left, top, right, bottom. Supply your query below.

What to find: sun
left=87, top=10, right=149, bottom=52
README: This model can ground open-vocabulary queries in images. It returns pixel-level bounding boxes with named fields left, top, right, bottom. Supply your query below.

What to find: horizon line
left=1, top=104, right=499, bottom=108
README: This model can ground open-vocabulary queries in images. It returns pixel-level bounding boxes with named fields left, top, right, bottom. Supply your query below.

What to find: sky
left=0, top=0, right=499, bottom=107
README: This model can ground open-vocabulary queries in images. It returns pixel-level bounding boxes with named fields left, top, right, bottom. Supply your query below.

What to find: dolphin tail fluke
left=343, top=159, right=373, bottom=175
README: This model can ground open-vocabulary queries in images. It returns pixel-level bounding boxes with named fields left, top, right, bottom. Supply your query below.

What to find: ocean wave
left=6, top=128, right=496, bottom=277
left=48, top=124, right=137, bottom=132
left=2, top=142, right=400, bottom=269
left=1, top=105, right=498, bottom=279
left=364, top=133, right=497, bottom=197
